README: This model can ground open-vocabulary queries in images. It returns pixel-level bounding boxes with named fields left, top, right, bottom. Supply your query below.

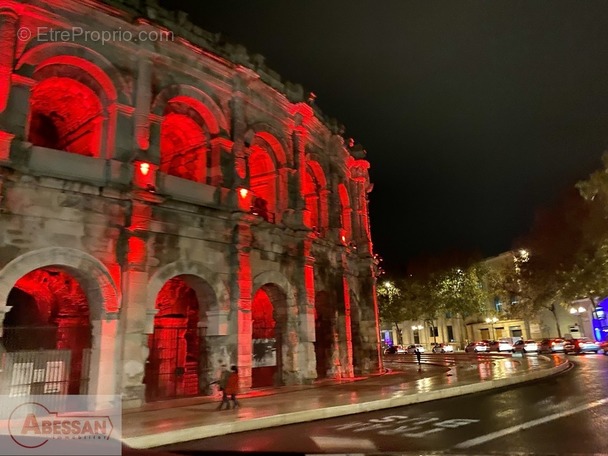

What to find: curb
left=123, top=358, right=569, bottom=449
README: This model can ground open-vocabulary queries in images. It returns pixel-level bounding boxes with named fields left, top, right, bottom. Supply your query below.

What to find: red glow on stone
left=28, top=77, right=103, bottom=157
left=133, top=160, right=157, bottom=190
left=249, top=146, right=277, bottom=217
left=252, top=289, right=275, bottom=339
left=160, top=98, right=208, bottom=182
left=338, top=184, right=352, bottom=241
left=251, top=288, right=277, bottom=388
left=5, top=268, right=91, bottom=394
left=139, top=162, right=150, bottom=175
left=146, top=276, right=200, bottom=401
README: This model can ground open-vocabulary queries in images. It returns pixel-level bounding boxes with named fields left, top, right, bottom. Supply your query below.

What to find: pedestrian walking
left=215, top=364, right=232, bottom=410
left=224, top=365, right=240, bottom=410
left=415, top=348, right=422, bottom=368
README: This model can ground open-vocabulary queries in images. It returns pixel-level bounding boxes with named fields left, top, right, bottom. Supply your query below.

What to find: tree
left=434, top=264, right=490, bottom=318
left=495, top=177, right=608, bottom=336
left=377, top=279, right=407, bottom=345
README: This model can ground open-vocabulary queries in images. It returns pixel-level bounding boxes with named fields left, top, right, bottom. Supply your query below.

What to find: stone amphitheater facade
left=0, top=0, right=380, bottom=408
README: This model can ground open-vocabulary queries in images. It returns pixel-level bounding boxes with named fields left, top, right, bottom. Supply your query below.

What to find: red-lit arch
left=3, top=268, right=92, bottom=394
left=303, top=160, right=329, bottom=230
left=160, top=96, right=209, bottom=182
left=28, top=77, right=103, bottom=157
left=251, top=284, right=287, bottom=388
left=249, top=145, right=276, bottom=218
left=146, top=274, right=214, bottom=402
left=16, top=45, right=126, bottom=103
left=19, top=52, right=119, bottom=159
left=152, top=85, right=226, bottom=135
left=338, top=183, right=352, bottom=242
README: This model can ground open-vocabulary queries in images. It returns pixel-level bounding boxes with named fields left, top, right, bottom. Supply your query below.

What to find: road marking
left=453, top=397, right=608, bottom=449
left=332, top=415, right=479, bottom=439
left=310, top=436, right=377, bottom=452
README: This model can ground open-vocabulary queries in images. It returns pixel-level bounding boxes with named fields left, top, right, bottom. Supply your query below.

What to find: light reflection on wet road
left=162, top=354, right=608, bottom=455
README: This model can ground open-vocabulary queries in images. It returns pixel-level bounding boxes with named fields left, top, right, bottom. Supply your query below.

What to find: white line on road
left=453, top=397, right=608, bottom=449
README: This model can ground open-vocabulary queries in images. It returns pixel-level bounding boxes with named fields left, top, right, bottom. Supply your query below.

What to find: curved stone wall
left=0, top=0, right=380, bottom=407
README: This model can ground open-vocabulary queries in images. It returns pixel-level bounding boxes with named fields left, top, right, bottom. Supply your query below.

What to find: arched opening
left=251, top=284, right=286, bottom=388
left=2, top=268, right=92, bottom=395
left=303, top=165, right=320, bottom=229
left=160, top=98, right=208, bottom=182
left=314, top=291, right=337, bottom=379
left=28, top=77, right=103, bottom=157
left=338, top=183, right=352, bottom=242
left=249, top=146, right=277, bottom=222
left=145, top=275, right=212, bottom=402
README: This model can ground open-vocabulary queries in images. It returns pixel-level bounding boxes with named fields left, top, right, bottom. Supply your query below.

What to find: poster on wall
left=252, top=338, right=276, bottom=367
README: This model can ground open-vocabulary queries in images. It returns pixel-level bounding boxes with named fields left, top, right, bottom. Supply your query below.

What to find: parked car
left=384, top=345, right=398, bottom=355
left=432, top=343, right=454, bottom=353
left=465, top=341, right=489, bottom=353
left=513, top=339, right=538, bottom=353
left=406, top=344, right=425, bottom=354
left=599, top=340, right=608, bottom=355
left=564, top=338, right=600, bottom=354
left=489, top=338, right=514, bottom=352
left=539, top=338, right=566, bottom=353
left=384, top=345, right=407, bottom=354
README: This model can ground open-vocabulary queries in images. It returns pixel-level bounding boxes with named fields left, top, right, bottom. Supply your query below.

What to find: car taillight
left=551, top=342, right=555, bottom=346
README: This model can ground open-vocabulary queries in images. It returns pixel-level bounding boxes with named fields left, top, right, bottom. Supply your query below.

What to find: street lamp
left=569, top=306, right=586, bottom=336
left=485, top=317, right=498, bottom=340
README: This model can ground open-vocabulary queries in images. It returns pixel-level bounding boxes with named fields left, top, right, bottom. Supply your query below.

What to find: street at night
left=163, top=355, right=608, bottom=455
left=2, top=3, right=608, bottom=456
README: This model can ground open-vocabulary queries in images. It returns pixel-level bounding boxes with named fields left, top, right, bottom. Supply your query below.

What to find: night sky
left=159, top=0, right=608, bottom=273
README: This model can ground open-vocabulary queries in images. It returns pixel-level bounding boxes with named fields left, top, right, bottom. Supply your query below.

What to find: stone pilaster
left=232, top=218, right=253, bottom=389
left=230, top=71, right=252, bottom=189
left=297, top=236, right=317, bottom=382
left=119, top=196, right=157, bottom=408
left=134, top=54, right=152, bottom=151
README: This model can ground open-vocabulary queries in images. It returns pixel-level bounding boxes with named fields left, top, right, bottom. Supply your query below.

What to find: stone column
left=341, top=273, right=354, bottom=377
left=232, top=218, right=253, bottom=389
left=349, top=261, right=382, bottom=375
left=0, top=8, right=17, bottom=114
left=297, top=236, right=317, bottom=382
left=88, top=314, right=120, bottom=409
left=134, top=54, right=152, bottom=151
left=119, top=196, right=157, bottom=408
left=209, top=137, right=231, bottom=187
left=230, top=73, right=250, bottom=189
left=292, top=127, right=307, bottom=213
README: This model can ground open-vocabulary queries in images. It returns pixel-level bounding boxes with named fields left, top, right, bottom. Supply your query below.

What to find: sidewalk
left=122, top=353, right=569, bottom=449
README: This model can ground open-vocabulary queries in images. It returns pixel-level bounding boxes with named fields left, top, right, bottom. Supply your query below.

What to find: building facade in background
left=0, top=0, right=381, bottom=408
left=382, top=251, right=608, bottom=350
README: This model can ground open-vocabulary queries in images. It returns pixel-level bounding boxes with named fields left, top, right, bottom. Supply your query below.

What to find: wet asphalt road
left=162, top=354, right=608, bottom=455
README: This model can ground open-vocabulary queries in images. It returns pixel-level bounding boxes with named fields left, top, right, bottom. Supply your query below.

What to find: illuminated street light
left=411, top=325, right=423, bottom=330
left=569, top=306, right=586, bottom=336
